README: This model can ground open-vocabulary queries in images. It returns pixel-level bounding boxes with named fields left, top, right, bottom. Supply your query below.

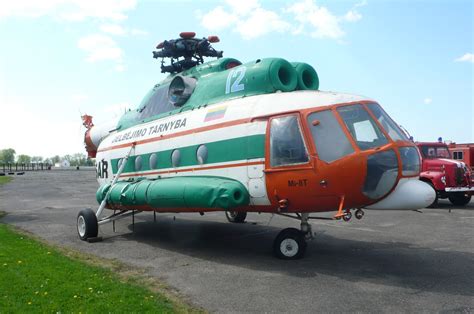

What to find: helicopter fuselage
left=94, top=90, right=433, bottom=214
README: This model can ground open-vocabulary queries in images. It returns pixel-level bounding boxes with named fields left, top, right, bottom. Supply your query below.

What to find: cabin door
left=264, top=114, right=340, bottom=212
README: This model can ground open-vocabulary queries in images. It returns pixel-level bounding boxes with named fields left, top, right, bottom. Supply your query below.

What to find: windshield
left=337, top=105, right=388, bottom=150
left=420, top=146, right=451, bottom=159
left=366, top=103, right=409, bottom=141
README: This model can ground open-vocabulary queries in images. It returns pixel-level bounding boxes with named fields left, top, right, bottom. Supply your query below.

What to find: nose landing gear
left=273, top=228, right=307, bottom=260
left=340, top=209, right=365, bottom=222
left=342, top=211, right=352, bottom=222
left=355, top=209, right=364, bottom=220
left=273, top=213, right=313, bottom=260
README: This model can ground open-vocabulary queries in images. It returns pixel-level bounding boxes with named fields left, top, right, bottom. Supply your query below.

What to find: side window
left=270, top=115, right=309, bottom=167
left=453, top=151, right=463, bottom=160
left=138, top=84, right=176, bottom=120
left=307, top=110, right=355, bottom=163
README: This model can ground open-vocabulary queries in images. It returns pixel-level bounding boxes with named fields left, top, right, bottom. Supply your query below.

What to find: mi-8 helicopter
left=79, top=32, right=435, bottom=259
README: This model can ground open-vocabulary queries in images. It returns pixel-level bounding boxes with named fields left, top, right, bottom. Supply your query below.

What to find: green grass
left=0, top=224, right=194, bottom=312
left=0, top=176, right=12, bottom=185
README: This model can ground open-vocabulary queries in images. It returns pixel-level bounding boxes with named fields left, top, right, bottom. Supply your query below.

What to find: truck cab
left=417, top=142, right=473, bottom=206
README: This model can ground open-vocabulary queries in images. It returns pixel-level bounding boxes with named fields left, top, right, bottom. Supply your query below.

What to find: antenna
left=152, top=32, right=223, bottom=73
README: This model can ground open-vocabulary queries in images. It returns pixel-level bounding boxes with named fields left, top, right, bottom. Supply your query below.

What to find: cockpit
left=312, top=103, right=419, bottom=199
left=268, top=102, right=420, bottom=201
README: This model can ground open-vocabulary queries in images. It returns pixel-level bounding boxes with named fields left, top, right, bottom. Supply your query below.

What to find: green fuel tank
left=96, top=176, right=250, bottom=210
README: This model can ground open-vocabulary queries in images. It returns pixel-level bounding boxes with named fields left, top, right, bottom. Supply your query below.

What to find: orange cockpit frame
left=263, top=100, right=419, bottom=214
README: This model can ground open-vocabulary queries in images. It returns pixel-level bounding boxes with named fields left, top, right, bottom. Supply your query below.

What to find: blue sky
left=0, top=0, right=472, bottom=157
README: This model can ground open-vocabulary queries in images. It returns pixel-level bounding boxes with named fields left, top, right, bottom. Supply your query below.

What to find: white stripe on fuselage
left=96, top=90, right=370, bottom=206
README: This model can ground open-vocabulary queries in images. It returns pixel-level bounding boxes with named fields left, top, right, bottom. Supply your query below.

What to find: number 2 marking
left=225, top=67, right=246, bottom=94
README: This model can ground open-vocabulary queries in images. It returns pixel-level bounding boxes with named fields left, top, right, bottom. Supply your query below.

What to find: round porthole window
left=171, top=149, right=181, bottom=167
left=135, top=156, right=142, bottom=171
left=149, top=153, right=158, bottom=169
left=196, top=145, right=208, bottom=165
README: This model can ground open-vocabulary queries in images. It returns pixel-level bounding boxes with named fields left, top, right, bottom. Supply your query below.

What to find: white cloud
left=99, top=24, right=148, bottom=36
left=200, top=6, right=238, bottom=30
left=199, top=0, right=363, bottom=40
left=286, top=0, right=364, bottom=39
left=344, top=10, right=362, bottom=22
left=355, top=0, right=368, bottom=8
left=100, top=24, right=126, bottom=36
left=200, top=2, right=289, bottom=40
left=225, top=0, right=260, bottom=16
left=237, top=8, right=291, bottom=39
left=1, top=1, right=146, bottom=72
left=0, top=101, right=84, bottom=157
left=455, top=53, right=474, bottom=63
left=0, top=0, right=137, bottom=22
left=130, top=28, right=148, bottom=36
left=114, top=64, right=125, bottom=72
left=77, top=34, right=123, bottom=63
left=71, top=94, right=89, bottom=103
left=424, top=98, right=432, bottom=105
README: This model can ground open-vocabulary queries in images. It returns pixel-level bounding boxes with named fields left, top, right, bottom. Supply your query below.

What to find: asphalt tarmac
left=1, top=170, right=473, bottom=313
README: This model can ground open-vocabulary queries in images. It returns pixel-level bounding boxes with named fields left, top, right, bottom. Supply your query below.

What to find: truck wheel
left=426, top=183, right=438, bottom=208
left=225, top=211, right=247, bottom=223
left=273, top=228, right=307, bottom=260
left=77, top=208, right=98, bottom=240
left=448, top=193, right=472, bottom=206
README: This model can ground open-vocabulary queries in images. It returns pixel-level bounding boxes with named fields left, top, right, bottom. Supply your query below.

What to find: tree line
left=0, top=148, right=94, bottom=166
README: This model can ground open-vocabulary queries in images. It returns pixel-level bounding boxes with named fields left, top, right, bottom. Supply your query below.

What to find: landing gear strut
left=273, top=213, right=313, bottom=260
left=77, top=144, right=136, bottom=241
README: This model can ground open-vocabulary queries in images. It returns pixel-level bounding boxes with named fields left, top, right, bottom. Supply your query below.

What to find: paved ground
left=1, top=170, right=473, bottom=313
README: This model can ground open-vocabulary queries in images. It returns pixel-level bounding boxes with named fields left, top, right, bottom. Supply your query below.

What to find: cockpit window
left=337, top=105, right=388, bottom=150
left=366, top=103, right=408, bottom=141
left=420, top=146, right=451, bottom=159
left=270, top=115, right=309, bottom=167
left=307, top=110, right=354, bottom=163
left=138, top=84, right=176, bottom=120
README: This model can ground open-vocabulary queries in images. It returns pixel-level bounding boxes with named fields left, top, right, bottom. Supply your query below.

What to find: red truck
left=417, top=142, right=474, bottom=207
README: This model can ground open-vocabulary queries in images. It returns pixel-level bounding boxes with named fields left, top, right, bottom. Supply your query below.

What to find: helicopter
left=78, top=32, right=435, bottom=259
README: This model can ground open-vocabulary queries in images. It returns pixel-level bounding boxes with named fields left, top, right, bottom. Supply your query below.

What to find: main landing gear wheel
left=77, top=208, right=98, bottom=241
left=225, top=211, right=247, bottom=223
left=273, top=228, right=307, bottom=260
left=448, top=193, right=472, bottom=206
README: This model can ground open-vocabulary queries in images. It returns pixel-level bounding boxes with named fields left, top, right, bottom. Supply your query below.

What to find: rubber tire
left=273, top=228, right=307, bottom=260
left=77, top=208, right=98, bottom=241
left=225, top=211, right=247, bottom=223
left=355, top=209, right=364, bottom=220
left=426, top=183, right=438, bottom=208
left=343, top=212, right=352, bottom=222
left=448, top=193, right=472, bottom=206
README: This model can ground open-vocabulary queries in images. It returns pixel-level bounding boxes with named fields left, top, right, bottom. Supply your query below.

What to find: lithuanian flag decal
left=204, top=106, right=227, bottom=122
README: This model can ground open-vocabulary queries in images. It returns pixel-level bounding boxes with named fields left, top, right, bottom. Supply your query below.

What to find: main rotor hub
left=152, top=32, right=223, bottom=73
